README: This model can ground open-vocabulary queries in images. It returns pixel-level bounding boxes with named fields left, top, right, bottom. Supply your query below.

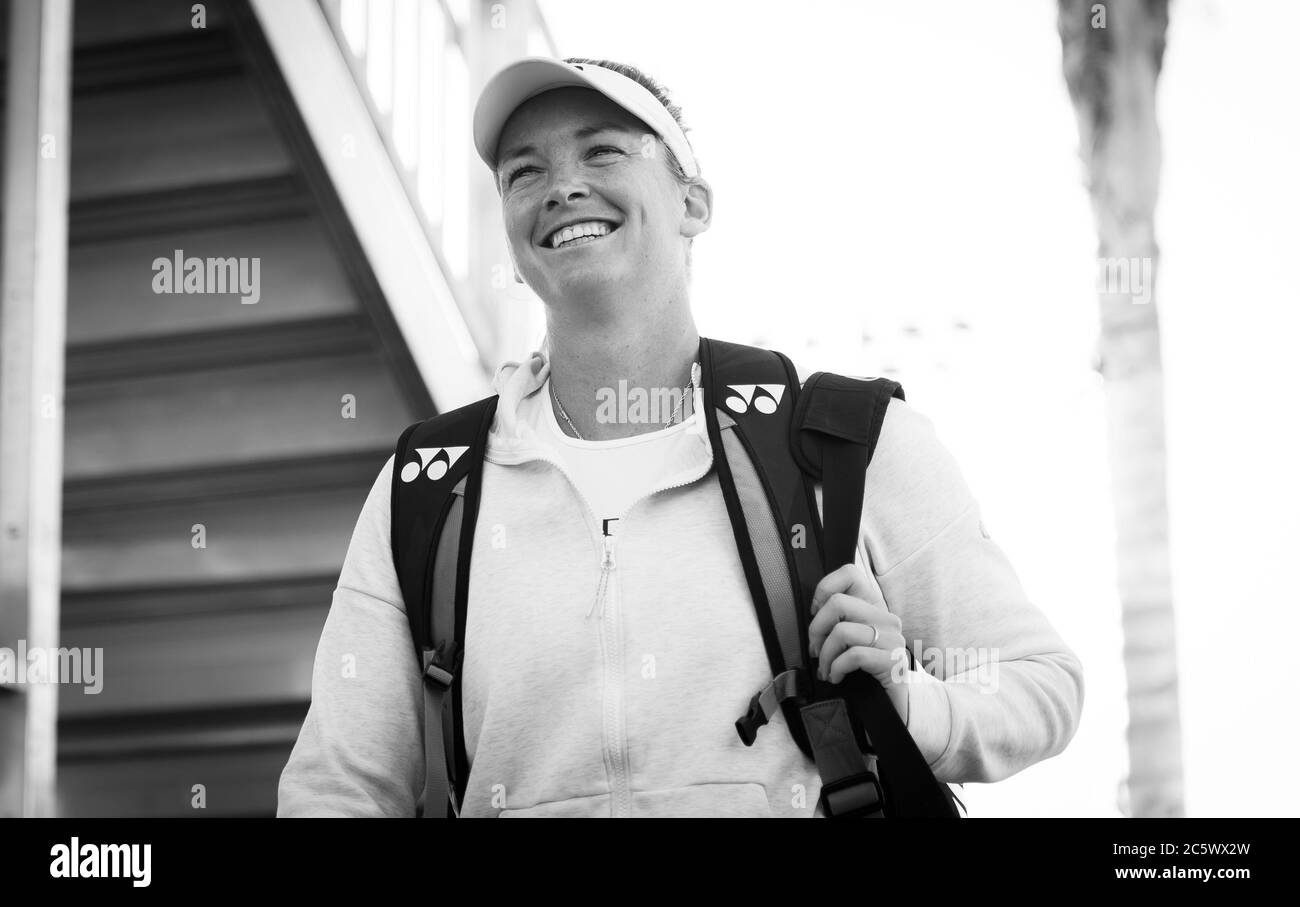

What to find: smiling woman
left=277, top=55, right=1084, bottom=820
left=483, top=81, right=711, bottom=334
left=487, top=58, right=705, bottom=273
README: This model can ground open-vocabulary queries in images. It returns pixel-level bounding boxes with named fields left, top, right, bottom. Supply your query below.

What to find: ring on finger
left=865, top=624, right=879, bottom=646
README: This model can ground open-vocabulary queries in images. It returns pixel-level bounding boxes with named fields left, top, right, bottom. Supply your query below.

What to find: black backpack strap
left=790, top=371, right=900, bottom=572
left=793, top=371, right=959, bottom=817
left=699, top=338, right=822, bottom=760
left=390, top=395, right=498, bottom=818
left=699, top=338, right=883, bottom=817
left=702, top=336, right=957, bottom=818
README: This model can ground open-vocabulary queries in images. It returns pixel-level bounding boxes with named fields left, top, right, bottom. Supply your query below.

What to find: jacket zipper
left=521, top=455, right=629, bottom=815
left=588, top=531, right=617, bottom=619
left=535, top=429, right=711, bottom=622
left=512, top=416, right=713, bottom=819
left=595, top=521, right=629, bottom=816
left=589, top=426, right=715, bottom=818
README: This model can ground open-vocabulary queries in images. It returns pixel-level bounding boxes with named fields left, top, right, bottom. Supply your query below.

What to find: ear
left=680, top=177, right=713, bottom=240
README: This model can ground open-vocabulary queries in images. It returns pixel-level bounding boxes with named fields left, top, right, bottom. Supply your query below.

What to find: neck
left=544, top=294, right=699, bottom=441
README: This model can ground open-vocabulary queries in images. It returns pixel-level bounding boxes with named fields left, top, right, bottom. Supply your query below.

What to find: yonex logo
left=724, top=384, right=785, bottom=415
left=400, top=446, right=469, bottom=483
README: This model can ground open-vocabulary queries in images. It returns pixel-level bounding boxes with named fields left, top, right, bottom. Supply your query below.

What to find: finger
left=817, top=621, right=904, bottom=681
left=808, top=592, right=892, bottom=656
left=810, top=563, right=881, bottom=615
left=827, top=644, right=909, bottom=686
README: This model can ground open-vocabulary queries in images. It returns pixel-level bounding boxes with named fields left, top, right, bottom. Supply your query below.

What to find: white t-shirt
left=531, top=377, right=704, bottom=532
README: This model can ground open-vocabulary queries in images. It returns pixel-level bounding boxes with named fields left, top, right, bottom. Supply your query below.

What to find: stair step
left=63, top=448, right=389, bottom=513
left=71, top=72, right=292, bottom=202
left=62, top=481, right=382, bottom=589
left=68, top=216, right=359, bottom=345
left=58, top=605, right=328, bottom=717
left=64, top=351, right=409, bottom=479
left=71, top=0, right=231, bottom=49
left=70, top=174, right=310, bottom=245
left=67, top=315, right=374, bottom=384
left=61, top=573, right=339, bottom=626
left=59, top=744, right=292, bottom=818
left=72, top=27, right=242, bottom=95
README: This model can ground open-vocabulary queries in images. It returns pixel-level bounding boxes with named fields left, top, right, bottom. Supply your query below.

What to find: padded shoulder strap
left=390, top=395, right=498, bottom=817
left=704, top=341, right=957, bottom=817
left=699, top=338, right=818, bottom=670
left=791, top=371, right=904, bottom=572
left=391, top=396, right=498, bottom=663
left=699, top=337, right=823, bottom=757
left=700, top=343, right=905, bottom=680
left=790, top=373, right=958, bottom=817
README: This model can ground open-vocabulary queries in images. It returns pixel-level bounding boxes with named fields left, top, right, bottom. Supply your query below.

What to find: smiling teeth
left=550, top=221, right=612, bottom=248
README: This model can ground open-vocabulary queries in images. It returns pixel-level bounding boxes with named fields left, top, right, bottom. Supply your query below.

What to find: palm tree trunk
left=1058, top=0, right=1184, bottom=817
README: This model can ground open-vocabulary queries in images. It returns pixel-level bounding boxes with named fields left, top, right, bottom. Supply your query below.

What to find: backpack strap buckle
left=820, top=770, right=886, bottom=818
left=736, top=668, right=809, bottom=746
left=421, top=648, right=455, bottom=689
left=800, top=697, right=887, bottom=818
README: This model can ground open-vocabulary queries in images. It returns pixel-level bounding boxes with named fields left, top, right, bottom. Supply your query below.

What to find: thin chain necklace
left=551, top=369, right=697, bottom=441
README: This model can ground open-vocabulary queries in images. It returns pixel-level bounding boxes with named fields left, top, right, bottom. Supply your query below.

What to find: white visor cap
left=472, top=57, right=699, bottom=180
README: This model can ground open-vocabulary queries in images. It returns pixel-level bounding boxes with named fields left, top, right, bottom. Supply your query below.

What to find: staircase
left=51, top=0, right=447, bottom=816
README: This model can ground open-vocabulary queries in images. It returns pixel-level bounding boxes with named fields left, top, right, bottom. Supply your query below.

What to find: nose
left=543, top=164, right=590, bottom=210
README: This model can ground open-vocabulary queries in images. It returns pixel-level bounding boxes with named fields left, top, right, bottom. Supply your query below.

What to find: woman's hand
left=808, top=563, right=911, bottom=722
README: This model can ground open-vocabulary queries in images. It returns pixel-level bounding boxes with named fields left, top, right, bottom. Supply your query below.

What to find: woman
left=277, top=57, right=1084, bottom=817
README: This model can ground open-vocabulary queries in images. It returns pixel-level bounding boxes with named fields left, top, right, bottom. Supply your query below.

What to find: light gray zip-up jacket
left=277, top=348, right=1084, bottom=817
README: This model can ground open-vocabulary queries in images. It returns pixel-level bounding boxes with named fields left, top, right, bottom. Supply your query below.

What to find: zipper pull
left=587, top=522, right=618, bottom=619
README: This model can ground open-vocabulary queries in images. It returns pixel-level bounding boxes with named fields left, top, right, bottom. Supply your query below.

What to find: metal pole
left=0, top=0, right=75, bottom=818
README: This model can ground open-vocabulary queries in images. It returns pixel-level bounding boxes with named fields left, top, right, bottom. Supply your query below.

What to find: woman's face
left=494, top=87, right=701, bottom=308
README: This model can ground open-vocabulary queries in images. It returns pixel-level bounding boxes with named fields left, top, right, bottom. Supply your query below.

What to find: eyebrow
left=497, top=121, right=633, bottom=168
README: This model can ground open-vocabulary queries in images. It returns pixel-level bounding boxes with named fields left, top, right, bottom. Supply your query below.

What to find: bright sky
left=1159, top=0, right=1300, bottom=818
left=534, top=0, right=1300, bottom=817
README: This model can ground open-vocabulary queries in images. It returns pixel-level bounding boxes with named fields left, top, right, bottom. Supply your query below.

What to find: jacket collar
left=484, top=338, right=712, bottom=477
